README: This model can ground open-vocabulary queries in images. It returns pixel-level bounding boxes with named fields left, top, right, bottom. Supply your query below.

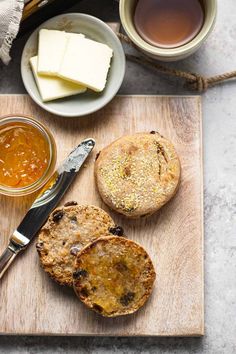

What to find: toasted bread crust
left=95, top=132, right=181, bottom=218
left=73, top=236, right=156, bottom=317
left=36, top=204, right=116, bottom=286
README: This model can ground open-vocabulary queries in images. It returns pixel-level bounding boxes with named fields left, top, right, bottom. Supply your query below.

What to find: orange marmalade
left=0, top=120, right=50, bottom=188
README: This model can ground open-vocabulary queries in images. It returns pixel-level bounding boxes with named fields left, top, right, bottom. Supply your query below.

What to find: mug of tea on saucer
left=119, top=0, right=217, bottom=61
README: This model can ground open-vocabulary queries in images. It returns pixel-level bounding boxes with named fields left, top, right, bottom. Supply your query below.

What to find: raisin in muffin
left=73, top=236, right=156, bottom=317
left=95, top=132, right=181, bottom=218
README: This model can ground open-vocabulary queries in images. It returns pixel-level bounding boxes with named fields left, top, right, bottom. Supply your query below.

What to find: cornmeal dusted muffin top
left=36, top=202, right=121, bottom=286
left=73, top=236, right=156, bottom=317
left=95, top=132, right=181, bottom=218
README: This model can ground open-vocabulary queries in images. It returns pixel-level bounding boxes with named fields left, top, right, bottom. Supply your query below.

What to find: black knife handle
left=0, top=245, right=18, bottom=280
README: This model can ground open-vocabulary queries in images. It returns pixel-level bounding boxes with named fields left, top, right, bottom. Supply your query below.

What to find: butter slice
left=30, top=56, right=86, bottom=102
left=37, top=29, right=84, bottom=76
left=58, top=36, right=113, bottom=92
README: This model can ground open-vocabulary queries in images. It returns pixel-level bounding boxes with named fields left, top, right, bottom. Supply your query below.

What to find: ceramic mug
left=119, top=0, right=217, bottom=62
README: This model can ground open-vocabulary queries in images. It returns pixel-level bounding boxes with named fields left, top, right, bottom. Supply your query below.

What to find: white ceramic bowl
left=21, top=13, right=126, bottom=117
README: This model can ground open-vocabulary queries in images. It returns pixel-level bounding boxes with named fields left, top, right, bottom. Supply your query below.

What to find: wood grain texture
left=0, top=95, right=203, bottom=336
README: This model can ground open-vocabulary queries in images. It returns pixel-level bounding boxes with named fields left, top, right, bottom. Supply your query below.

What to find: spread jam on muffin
left=73, top=236, right=156, bottom=317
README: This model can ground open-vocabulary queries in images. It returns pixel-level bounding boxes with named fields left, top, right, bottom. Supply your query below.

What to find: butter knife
left=0, top=138, right=95, bottom=280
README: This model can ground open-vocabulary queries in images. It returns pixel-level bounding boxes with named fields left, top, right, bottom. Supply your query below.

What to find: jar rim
left=0, top=114, right=57, bottom=196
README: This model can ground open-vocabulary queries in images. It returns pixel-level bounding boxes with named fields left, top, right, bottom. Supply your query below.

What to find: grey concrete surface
left=0, top=0, right=236, bottom=353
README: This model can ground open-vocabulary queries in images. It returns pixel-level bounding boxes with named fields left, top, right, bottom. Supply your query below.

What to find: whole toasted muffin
left=36, top=202, right=123, bottom=286
left=73, top=236, right=156, bottom=317
left=95, top=132, right=181, bottom=218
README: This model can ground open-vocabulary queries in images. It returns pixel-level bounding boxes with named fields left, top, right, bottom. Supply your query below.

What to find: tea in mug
left=134, top=0, right=204, bottom=48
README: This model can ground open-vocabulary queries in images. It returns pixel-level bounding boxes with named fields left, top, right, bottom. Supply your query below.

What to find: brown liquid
left=134, top=0, right=204, bottom=48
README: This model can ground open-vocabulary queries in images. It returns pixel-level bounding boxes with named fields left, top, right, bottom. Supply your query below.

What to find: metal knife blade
left=0, top=138, right=95, bottom=279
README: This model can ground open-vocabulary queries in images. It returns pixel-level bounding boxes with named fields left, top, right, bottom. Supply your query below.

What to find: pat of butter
left=37, top=29, right=84, bottom=76
left=30, top=56, right=86, bottom=102
left=58, top=36, right=113, bottom=92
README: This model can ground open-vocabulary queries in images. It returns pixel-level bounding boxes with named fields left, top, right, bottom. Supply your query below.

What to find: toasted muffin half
left=95, top=132, right=181, bottom=218
left=36, top=202, right=122, bottom=286
left=73, top=236, right=156, bottom=317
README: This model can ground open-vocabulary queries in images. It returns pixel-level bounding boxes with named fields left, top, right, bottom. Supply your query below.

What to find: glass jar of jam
left=0, top=115, right=57, bottom=196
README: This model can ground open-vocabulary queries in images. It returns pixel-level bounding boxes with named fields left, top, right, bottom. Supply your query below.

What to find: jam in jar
left=0, top=115, right=56, bottom=196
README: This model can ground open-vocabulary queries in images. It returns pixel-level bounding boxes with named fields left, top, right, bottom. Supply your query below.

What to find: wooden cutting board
left=0, top=94, right=203, bottom=336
